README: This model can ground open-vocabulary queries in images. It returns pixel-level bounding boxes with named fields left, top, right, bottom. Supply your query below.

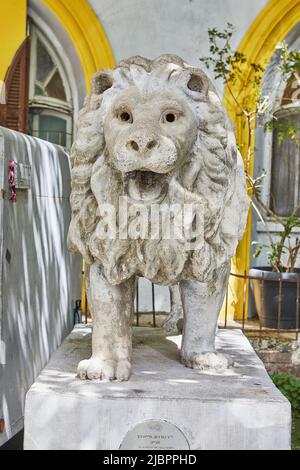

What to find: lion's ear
left=187, top=70, right=209, bottom=96
left=92, top=70, right=113, bottom=95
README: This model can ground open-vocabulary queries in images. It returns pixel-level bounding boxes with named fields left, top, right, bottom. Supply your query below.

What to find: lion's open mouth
left=124, top=170, right=168, bottom=203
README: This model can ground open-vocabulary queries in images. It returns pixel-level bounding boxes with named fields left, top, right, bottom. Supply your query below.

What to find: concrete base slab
left=24, top=326, right=291, bottom=450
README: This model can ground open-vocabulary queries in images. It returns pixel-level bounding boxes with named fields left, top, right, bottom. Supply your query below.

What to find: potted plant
left=250, top=213, right=300, bottom=329
left=249, top=42, right=300, bottom=329
left=200, top=25, right=300, bottom=329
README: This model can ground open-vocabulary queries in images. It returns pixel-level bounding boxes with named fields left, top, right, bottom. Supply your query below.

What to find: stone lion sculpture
left=68, top=55, right=249, bottom=381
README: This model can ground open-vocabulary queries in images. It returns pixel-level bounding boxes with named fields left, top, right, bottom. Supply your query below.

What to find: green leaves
left=278, top=41, right=300, bottom=77
left=252, top=214, right=300, bottom=272
left=252, top=241, right=267, bottom=259
left=199, top=22, right=264, bottom=91
left=264, top=118, right=299, bottom=144
left=271, top=373, right=300, bottom=417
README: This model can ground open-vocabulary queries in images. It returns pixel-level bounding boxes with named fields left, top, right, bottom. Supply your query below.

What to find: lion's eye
left=166, top=113, right=176, bottom=122
left=117, top=110, right=132, bottom=123
left=162, top=112, right=178, bottom=123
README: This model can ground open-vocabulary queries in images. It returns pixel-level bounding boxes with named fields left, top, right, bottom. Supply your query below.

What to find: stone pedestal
left=24, top=326, right=291, bottom=450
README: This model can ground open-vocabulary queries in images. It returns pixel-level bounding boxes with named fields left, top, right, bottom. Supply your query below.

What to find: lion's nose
left=128, top=135, right=158, bottom=154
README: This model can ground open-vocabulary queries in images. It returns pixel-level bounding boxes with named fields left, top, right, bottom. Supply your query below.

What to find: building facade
left=0, top=0, right=299, bottom=316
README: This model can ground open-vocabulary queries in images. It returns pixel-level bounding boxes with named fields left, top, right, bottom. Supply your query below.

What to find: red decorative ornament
left=0, top=418, right=5, bottom=433
left=8, top=160, right=17, bottom=203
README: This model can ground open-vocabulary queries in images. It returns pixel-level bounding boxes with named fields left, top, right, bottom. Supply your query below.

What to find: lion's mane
left=68, top=55, right=249, bottom=289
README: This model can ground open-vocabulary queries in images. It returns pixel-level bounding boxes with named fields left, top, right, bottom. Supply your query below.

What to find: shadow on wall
left=0, top=127, right=81, bottom=445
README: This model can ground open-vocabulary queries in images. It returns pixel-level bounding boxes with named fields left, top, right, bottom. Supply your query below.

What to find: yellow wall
left=0, top=0, right=115, bottom=90
left=0, top=0, right=27, bottom=81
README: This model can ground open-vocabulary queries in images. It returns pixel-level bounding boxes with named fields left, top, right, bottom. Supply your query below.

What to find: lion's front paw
left=77, top=357, right=131, bottom=381
left=182, top=351, right=232, bottom=371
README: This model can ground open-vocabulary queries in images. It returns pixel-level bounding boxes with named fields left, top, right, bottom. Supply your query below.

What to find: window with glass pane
left=36, top=39, right=54, bottom=83
left=271, top=111, right=300, bottom=216
left=28, top=26, right=73, bottom=149
left=38, top=115, right=67, bottom=146
left=34, top=39, right=67, bottom=102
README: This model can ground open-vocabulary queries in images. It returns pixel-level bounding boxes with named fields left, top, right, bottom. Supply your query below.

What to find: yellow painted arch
left=42, top=0, right=115, bottom=92
left=224, top=0, right=300, bottom=320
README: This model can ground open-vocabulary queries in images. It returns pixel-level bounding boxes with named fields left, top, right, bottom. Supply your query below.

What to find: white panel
left=0, top=127, right=81, bottom=446
left=138, top=278, right=170, bottom=313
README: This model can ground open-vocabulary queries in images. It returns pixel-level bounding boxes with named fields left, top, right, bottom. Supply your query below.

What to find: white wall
left=90, top=0, right=268, bottom=96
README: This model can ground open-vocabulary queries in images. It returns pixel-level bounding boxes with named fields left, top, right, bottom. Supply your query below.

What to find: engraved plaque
left=120, top=419, right=189, bottom=450
left=14, top=163, right=31, bottom=189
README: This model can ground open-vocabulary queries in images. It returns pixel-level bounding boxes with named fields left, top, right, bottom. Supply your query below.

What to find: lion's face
left=103, top=87, right=198, bottom=203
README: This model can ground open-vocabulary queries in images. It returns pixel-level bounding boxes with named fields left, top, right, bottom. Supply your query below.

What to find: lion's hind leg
left=179, top=267, right=231, bottom=372
left=162, top=284, right=184, bottom=333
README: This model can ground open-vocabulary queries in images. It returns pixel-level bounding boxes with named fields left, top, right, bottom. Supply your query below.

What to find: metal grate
left=82, top=270, right=300, bottom=340
left=220, top=271, right=300, bottom=342
left=134, top=272, right=300, bottom=338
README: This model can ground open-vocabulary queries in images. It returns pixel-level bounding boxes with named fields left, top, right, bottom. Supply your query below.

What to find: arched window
left=251, top=24, right=300, bottom=220
left=0, top=23, right=75, bottom=149
left=270, top=74, right=300, bottom=216
left=270, top=109, right=300, bottom=216
left=28, top=25, right=73, bottom=149
left=251, top=26, right=300, bottom=272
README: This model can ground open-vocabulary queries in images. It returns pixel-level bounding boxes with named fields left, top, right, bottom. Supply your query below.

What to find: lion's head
left=68, top=55, right=249, bottom=289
